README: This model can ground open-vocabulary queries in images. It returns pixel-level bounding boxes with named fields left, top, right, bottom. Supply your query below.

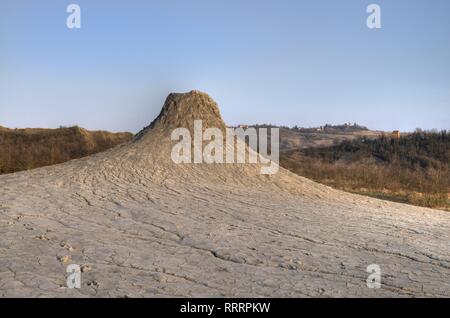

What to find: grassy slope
left=280, top=131, right=450, bottom=211
left=0, top=125, right=133, bottom=174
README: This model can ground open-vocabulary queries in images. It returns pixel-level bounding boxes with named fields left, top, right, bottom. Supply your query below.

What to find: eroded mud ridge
left=1, top=91, right=449, bottom=297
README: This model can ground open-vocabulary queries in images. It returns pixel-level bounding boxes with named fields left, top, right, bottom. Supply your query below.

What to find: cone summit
left=137, top=91, right=226, bottom=139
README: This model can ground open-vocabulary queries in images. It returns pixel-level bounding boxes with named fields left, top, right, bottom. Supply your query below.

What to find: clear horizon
left=1, top=0, right=449, bottom=133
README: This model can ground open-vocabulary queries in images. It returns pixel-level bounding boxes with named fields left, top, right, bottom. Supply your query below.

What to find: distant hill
left=293, top=123, right=369, bottom=133
left=280, top=131, right=450, bottom=210
left=300, top=131, right=450, bottom=169
left=0, top=125, right=133, bottom=174
left=236, top=124, right=382, bottom=152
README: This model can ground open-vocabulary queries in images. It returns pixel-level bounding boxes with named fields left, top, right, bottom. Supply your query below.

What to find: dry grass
left=0, top=125, right=133, bottom=174
left=281, top=155, right=450, bottom=211
left=280, top=132, right=450, bottom=211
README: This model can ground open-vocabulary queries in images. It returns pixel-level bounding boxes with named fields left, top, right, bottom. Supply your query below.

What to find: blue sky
left=1, top=0, right=449, bottom=132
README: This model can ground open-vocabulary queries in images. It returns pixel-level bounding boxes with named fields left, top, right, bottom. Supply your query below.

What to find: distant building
left=391, top=130, right=401, bottom=139
left=237, top=124, right=249, bottom=129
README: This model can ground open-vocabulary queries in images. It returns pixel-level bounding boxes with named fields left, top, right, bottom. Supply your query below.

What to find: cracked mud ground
left=1, top=91, right=449, bottom=297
